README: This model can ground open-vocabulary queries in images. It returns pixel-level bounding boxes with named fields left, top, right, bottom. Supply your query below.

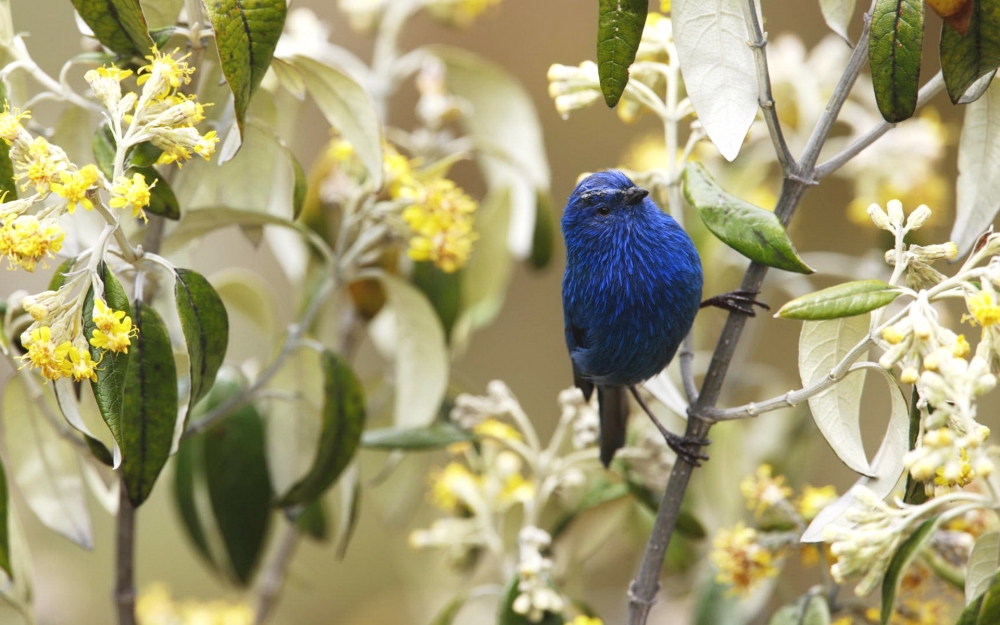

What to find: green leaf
left=295, top=498, right=327, bottom=541
left=529, top=190, right=555, bottom=270
left=777, top=280, right=902, bottom=320
left=71, top=0, right=154, bottom=57
left=596, top=0, right=648, bottom=108
left=48, top=256, right=78, bottom=291
left=768, top=593, right=831, bottom=625
left=334, top=465, right=360, bottom=558
left=412, top=261, right=461, bottom=340
left=173, top=432, right=216, bottom=568
left=83, top=264, right=132, bottom=461
left=498, top=574, right=565, bottom=625
left=93, top=124, right=116, bottom=180
left=683, top=163, right=814, bottom=274
left=0, top=457, right=11, bottom=579
left=205, top=0, right=287, bottom=135
left=953, top=77, right=1000, bottom=258
left=693, top=578, right=740, bottom=625
left=174, top=268, right=229, bottom=410
left=290, top=151, right=307, bottom=220
left=121, top=301, right=179, bottom=506
left=126, top=140, right=164, bottom=169
left=278, top=56, right=384, bottom=189
left=202, top=376, right=272, bottom=585
left=431, top=595, right=468, bottom=625
left=276, top=351, right=366, bottom=506
left=968, top=532, right=1000, bottom=605
left=361, top=421, right=473, bottom=450
left=0, top=82, right=14, bottom=201
left=978, top=571, right=1000, bottom=624
left=163, top=207, right=308, bottom=253
left=820, top=0, right=858, bottom=41
left=881, top=516, right=941, bottom=624
left=1, top=376, right=93, bottom=548
left=130, top=166, right=179, bottom=220
left=870, top=0, right=924, bottom=122
left=957, top=593, right=987, bottom=625
left=941, top=0, right=1000, bottom=103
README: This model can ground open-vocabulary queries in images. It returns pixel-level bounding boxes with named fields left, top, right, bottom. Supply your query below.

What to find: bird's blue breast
left=562, top=174, right=703, bottom=387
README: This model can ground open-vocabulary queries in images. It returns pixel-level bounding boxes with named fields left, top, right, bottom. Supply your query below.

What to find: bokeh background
left=0, top=1, right=969, bottom=623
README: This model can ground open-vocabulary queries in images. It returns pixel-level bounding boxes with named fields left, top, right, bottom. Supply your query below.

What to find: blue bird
left=562, top=171, right=764, bottom=467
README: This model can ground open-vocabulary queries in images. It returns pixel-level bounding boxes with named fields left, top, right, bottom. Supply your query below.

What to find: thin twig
left=625, top=4, right=877, bottom=623
left=815, top=71, right=945, bottom=179
left=253, top=518, right=300, bottom=625
left=678, top=333, right=698, bottom=404
left=114, top=482, right=136, bottom=625
left=742, top=0, right=795, bottom=171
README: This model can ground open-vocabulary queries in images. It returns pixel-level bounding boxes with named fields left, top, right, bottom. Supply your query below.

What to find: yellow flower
left=571, top=617, right=604, bottom=625
left=0, top=103, right=29, bottom=143
left=193, top=130, right=218, bottom=159
left=51, top=165, right=100, bottom=213
left=739, top=464, right=793, bottom=518
left=967, top=290, right=1000, bottom=327
left=425, top=0, right=502, bottom=27
left=68, top=345, right=99, bottom=383
left=472, top=418, right=523, bottom=442
left=136, top=47, right=195, bottom=100
left=15, top=136, right=67, bottom=194
left=709, top=522, right=781, bottom=594
left=19, top=326, right=72, bottom=381
left=954, top=334, right=971, bottom=358
left=0, top=213, right=64, bottom=272
left=796, top=485, right=838, bottom=522
left=109, top=172, right=154, bottom=220
left=90, top=299, right=135, bottom=354
left=152, top=128, right=217, bottom=167
left=500, top=473, right=535, bottom=505
left=430, top=462, right=480, bottom=511
left=401, top=177, right=478, bottom=273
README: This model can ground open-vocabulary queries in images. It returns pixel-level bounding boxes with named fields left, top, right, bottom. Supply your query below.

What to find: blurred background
left=0, top=1, right=969, bottom=623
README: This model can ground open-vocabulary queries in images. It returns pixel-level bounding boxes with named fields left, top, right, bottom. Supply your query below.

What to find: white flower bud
left=905, top=204, right=932, bottom=231
left=868, top=203, right=893, bottom=231
left=887, top=199, right=905, bottom=226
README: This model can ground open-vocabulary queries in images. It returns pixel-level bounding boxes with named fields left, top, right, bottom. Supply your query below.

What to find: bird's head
left=562, top=171, right=653, bottom=233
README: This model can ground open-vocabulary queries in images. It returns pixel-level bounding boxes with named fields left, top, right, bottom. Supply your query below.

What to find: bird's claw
left=659, top=428, right=710, bottom=467
left=701, top=289, right=770, bottom=317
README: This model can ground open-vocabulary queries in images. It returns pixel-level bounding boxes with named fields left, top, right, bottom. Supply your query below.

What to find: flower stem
left=114, top=480, right=136, bottom=625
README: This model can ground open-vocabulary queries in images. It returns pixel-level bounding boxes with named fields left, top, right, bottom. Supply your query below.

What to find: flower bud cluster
left=546, top=61, right=602, bottom=119
left=557, top=387, right=599, bottom=449
left=512, top=527, right=565, bottom=622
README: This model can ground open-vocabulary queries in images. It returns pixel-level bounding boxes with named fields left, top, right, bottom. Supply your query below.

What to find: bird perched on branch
left=561, top=170, right=763, bottom=467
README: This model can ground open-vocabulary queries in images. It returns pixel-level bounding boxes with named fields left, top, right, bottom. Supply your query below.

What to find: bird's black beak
left=624, top=186, right=649, bottom=205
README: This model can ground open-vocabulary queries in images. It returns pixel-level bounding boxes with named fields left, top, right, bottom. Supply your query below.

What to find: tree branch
left=114, top=482, right=136, bottom=625
left=815, top=71, right=945, bottom=179
left=742, top=0, right=795, bottom=172
left=625, top=4, right=877, bottom=623
left=253, top=517, right=300, bottom=625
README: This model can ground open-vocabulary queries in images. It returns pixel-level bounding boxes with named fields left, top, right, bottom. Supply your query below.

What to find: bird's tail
left=597, top=385, right=629, bottom=467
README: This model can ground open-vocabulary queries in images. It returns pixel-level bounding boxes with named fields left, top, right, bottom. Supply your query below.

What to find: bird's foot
left=659, top=427, right=710, bottom=467
left=628, top=385, right=710, bottom=466
left=701, top=289, right=770, bottom=317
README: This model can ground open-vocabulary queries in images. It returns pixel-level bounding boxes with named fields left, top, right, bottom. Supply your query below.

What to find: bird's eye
left=597, top=205, right=611, bottom=216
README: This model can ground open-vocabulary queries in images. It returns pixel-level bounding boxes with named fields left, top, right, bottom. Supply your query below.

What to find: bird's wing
left=564, top=309, right=595, bottom=401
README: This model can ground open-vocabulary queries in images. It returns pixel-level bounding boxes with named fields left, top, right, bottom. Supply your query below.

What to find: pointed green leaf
left=126, top=140, right=164, bottom=169
left=958, top=592, right=987, bottom=625
left=173, top=432, right=215, bottom=568
left=276, top=351, right=366, bottom=506
left=129, top=166, right=179, bottom=220
left=979, top=571, right=1000, bottom=624
left=361, top=422, right=474, bottom=450
left=295, top=498, right=327, bottom=541
left=0, top=457, right=11, bottom=578
left=71, top=0, right=154, bottom=57
left=279, top=56, right=383, bottom=189
left=967, top=532, right=1000, bottom=605
left=880, top=516, right=941, bottom=624
left=941, top=0, right=1000, bottom=103
left=83, top=264, right=132, bottom=458
left=121, top=301, right=178, bottom=506
left=870, top=0, right=924, bottom=122
left=290, top=151, right=306, bottom=220
left=498, top=574, right=565, bottom=625
left=48, top=256, right=78, bottom=291
left=93, top=124, right=116, bottom=180
left=412, top=261, right=461, bottom=340
left=693, top=578, right=740, bottom=625
left=174, top=268, right=229, bottom=410
left=683, top=163, right=814, bottom=274
left=767, top=593, right=831, bottom=625
left=205, top=0, right=287, bottom=135
left=202, top=375, right=272, bottom=585
left=596, top=0, right=648, bottom=108
left=1, top=376, right=93, bottom=548
left=777, top=280, right=902, bottom=320
left=529, top=189, right=555, bottom=270
left=0, top=83, right=14, bottom=201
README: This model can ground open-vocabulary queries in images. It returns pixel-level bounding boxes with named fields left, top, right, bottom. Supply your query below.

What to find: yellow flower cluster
left=18, top=297, right=133, bottom=382
left=739, top=464, right=793, bottom=519
left=136, top=583, right=252, bottom=625
left=0, top=214, right=64, bottom=272
left=399, top=177, right=478, bottom=273
left=110, top=172, right=155, bottom=221
left=709, top=522, right=781, bottom=594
